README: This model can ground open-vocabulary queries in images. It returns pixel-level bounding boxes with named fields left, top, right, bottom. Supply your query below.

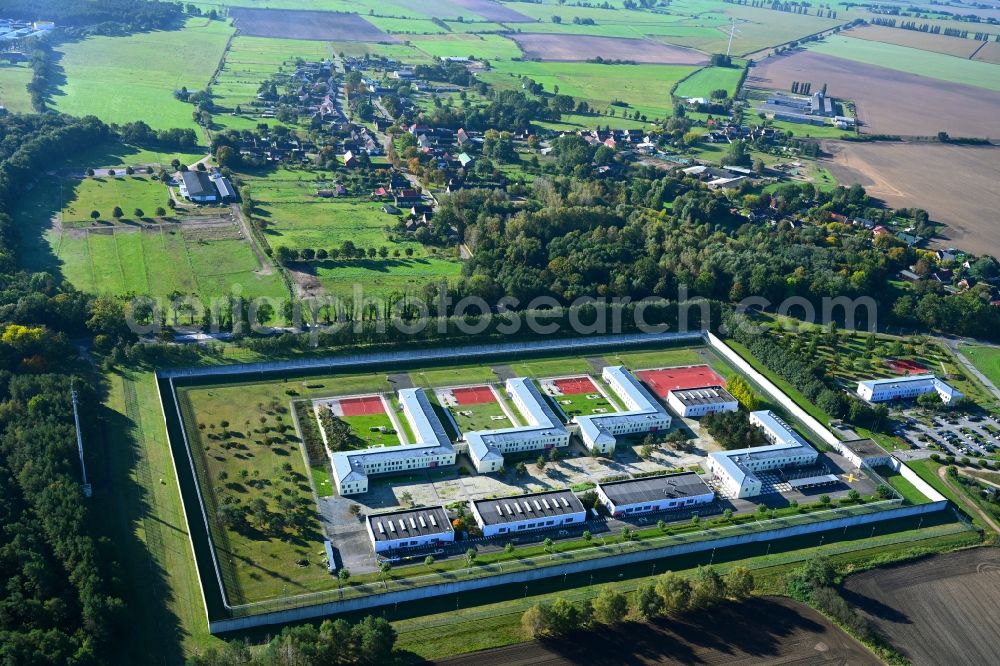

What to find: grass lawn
left=53, top=18, right=233, bottom=130
left=176, top=382, right=337, bottom=604
left=449, top=398, right=512, bottom=434
left=508, top=356, right=595, bottom=378
left=0, top=61, right=34, bottom=113
left=410, top=366, right=499, bottom=388
left=59, top=176, right=169, bottom=224
left=874, top=465, right=930, bottom=505
left=808, top=35, right=1000, bottom=92
left=552, top=390, right=617, bottom=420
left=310, top=463, right=334, bottom=497
left=482, top=61, right=697, bottom=120
left=674, top=65, right=745, bottom=99
left=340, top=411, right=401, bottom=449
left=310, top=257, right=463, bottom=299
left=608, top=347, right=709, bottom=371
left=959, top=344, right=1000, bottom=390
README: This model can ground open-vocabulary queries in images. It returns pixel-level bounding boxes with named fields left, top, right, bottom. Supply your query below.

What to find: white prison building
left=466, top=377, right=570, bottom=473
left=575, top=366, right=672, bottom=453
left=857, top=374, right=962, bottom=405
left=596, top=472, right=715, bottom=517
left=366, top=506, right=454, bottom=554
left=707, top=410, right=819, bottom=498
left=666, top=385, right=739, bottom=417
left=330, top=388, right=455, bottom=496
left=470, top=489, right=586, bottom=538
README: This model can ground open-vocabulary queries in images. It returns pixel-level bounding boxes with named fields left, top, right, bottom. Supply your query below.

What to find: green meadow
left=59, top=177, right=170, bottom=224
left=0, top=62, right=33, bottom=114
left=310, top=257, right=463, bottom=299
left=674, top=65, right=745, bottom=99
left=808, top=35, right=1000, bottom=92
left=53, top=18, right=233, bottom=130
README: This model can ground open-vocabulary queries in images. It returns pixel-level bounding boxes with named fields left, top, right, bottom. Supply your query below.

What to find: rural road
left=937, top=466, right=1000, bottom=536
left=230, top=203, right=273, bottom=276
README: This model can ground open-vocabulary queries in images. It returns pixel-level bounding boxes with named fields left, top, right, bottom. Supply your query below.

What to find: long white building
left=366, top=506, right=454, bottom=554
left=707, top=410, right=818, bottom=498
left=466, top=378, right=570, bottom=473
left=470, top=489, right=586, bottom=538
left=666, top=385, right=739, bottom=418
left=330, top=388, right=455, bottom=496
left=857, top=374, right=962, bottom=405
left=575, top=366, right=671, bottom=453
left=596, top=472, right=715, bottom=517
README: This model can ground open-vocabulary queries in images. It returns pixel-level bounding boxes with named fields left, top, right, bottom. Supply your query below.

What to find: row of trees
left=522, top=566, right=755, bottom=638
left=3, top=0, right=185, bottom=34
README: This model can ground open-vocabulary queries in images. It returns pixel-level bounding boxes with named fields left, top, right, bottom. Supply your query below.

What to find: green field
left=674, top=65, right=745, bottom=99
left=340, top=411, right=401, bottom=448
left=53, top=18, right=233, bottom=130
left=484, top=61, right=697, bottom=121
left=311, top=256, right=463, bottom=299
left=551, top=388, right=617, bottom=420
left=57, top=176, right=169, bottom=223
left=411, top=34, right=523, bottom=61
left=960, top=345, right=1000, bottom=390
left=0, top=62, right=33, bottom=114
left=808, top=35, right=1000, bottom=92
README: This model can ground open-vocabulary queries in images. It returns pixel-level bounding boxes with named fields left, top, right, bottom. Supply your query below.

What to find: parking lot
left=898, top=411, right=1000, bottom=458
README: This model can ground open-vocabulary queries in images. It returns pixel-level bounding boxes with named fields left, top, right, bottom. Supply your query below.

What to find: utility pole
left=71, top=380, right=92, bottom=497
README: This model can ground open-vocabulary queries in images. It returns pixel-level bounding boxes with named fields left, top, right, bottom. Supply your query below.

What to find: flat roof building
left=857, top=374, right=962, bottom=405
left=596, top=472, right=715, bottom=517
left=707, top=410, right=818, bottom=499
left=330, top=388, right=456, bottom=496
left=840, top=438, right=891, bottom=469
left=366, top=506, right=454, bottom=554
left=576, top=366, right=671, bottom=454
left=470, top=489, right=586, bottom=538
left=466, top=377, right=569, bottom=473
left=666, top=385, right=739, bottom=418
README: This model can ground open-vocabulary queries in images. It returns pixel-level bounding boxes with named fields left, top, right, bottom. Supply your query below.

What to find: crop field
left=843, top=548, right=1000, bottom=665
left=748, top=51, right=1000, bottom=136
left=973, top=40, right=1000, bottom=65
left=673, top=65, right=744, bottom=99
left=0, top=62, right=33, bottom=114
left=509, top=33, right=708, bottom=65
left=229, top=7, right=392, bottom=41
left=807, top=35, right=1000, bottom=92
left=410, top=34, right=522, bottom=61
left=52, top=18, right=232, bottom=130
left=844, top=24, right=984, bottom=59
left=960, top=345, right=1000, bottom=390
left=483, top=61, right=697, bottom=120
left=821, top=142, right=1000, bottom=259
left=56, top=176, right=169, bottom=225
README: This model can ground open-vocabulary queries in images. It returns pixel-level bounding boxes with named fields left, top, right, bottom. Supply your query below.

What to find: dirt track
left=511, top=34, right=709, bottom=65
left=434, top=596, right=877, bottom=665
left=229, top=8, right=393, bottom=42
left=821, top=141, right=1000, bottom=258
left=843, top=548, right=1000, bottom=666
left=748, top=50, right=1000, bottom=136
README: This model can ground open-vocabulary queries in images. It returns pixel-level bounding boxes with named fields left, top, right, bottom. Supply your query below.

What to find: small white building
left=666, top=385, right=739, bottom=417
left=367, top=506, right=454, bottom=554
left=330, top=388, right=456, bottom=496
left=840, top=438, right=892, bottom=469
left=471, top=489, right=586, bottom=538
left=857, top=374, right=962, bottom=405
left=466, top=378, right=569, bottom=473
left=596, top=473, right=714, bottom=517
left=707, top=410, right=819, bottom=499
left=576, top=366, right=671, bottom=454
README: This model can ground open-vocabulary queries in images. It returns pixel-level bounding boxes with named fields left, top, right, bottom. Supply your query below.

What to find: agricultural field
left=960, top=345, right=1000, bottom=390
left=807, top=35, right=1000, bottom=92
left=55, top=176, right=170, bottom=225
left=0, top=62, right=33, bottom=114
left=973, top=40, right=1000, bottom=65
left=52, top=18, right=233, bottom=130
left=509, top=33, right=708, bottom=65
left=843, top=548, right=1000, bottom=665
left=673, top=65, right=744, bottom=99
left=820, top=142, right=1000, bottom=259
left=844, top=24, right=985, bottom=59
left=303, top=256, right=463, bottom=299
left=229, top=7, right=392, bottom=41
left=748, top=50, right=1000, bottom=136
left=483, top=61, right=698, bottom=120
left=410, top=33, right=522, bottom=61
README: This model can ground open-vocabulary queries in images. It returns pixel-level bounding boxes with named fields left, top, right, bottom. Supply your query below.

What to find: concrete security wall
left=888, top=455, right=947, bottom=502
left=209, top=500, right=946, bottom=634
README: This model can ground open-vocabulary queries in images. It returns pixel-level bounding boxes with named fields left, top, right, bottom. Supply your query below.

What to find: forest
left=1, top=0, right=185, bottom=34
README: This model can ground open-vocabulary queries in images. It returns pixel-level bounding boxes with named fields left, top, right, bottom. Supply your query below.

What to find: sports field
left=637, top=365, right=726, bottom=398
left=540, top=375, right=617, bottom=419
left=437, top=385, right=514, bottom=433
left=52, top=18, right=233, bottom=130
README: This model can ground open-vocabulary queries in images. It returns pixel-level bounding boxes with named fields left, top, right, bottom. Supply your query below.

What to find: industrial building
left=470, top=489, right=586, bottom=537
left=595, top=472, right=715, bottom=517
left=707, top=410, right=819, bottom=498
left=576, top=366, right=672, bottom=453
left=330, top=388, right=456, bottom=496
left=366, top=506, right=454, bottom=554
left=856, top=374, right=963, bottom=405
left=666, top=385, right=739, bottom=417
left=466, top=377, right=570, bottom=473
